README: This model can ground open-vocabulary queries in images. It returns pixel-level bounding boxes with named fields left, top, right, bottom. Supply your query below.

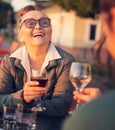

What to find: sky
left=11, top=0, right=35, bottom=12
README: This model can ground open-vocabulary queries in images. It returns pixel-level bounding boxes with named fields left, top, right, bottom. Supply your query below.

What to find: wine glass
left=69, top=62, right=92, bottom=92
left=31, top=69, right=48, bottom=112
left=69, top=62, right=92, bottom=107
left=3, top=104, right=17, bottom=130
left=16, top=104, right=37, bottom=130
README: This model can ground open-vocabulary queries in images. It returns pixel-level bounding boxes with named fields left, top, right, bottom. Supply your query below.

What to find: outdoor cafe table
left=0, top=112, right=66, bottom=130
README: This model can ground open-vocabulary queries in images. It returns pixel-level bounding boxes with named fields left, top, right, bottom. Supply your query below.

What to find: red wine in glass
left=31, top=77, right=48, bottom=87
left=31, top=69, right=48, bottom=87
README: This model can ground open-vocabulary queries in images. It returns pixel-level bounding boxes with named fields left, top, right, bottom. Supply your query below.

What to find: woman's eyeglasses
left=20, top=18, right=51, bottom=29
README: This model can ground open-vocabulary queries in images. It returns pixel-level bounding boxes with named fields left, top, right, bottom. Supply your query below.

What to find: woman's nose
left=35, top=21, right=42, bottom=29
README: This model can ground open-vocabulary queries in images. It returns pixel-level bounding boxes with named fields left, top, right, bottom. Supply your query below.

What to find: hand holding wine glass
left=69, top=62, right=92, bottom=106
left=73, top=87, right=101, bottom=104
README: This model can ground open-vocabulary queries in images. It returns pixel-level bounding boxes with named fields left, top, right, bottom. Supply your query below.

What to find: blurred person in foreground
left=62, top=90, right=115, bottom=130
left=0, top=5, right=75, bottom=130
left=72, top=0, right=115, bottom=107
left=62, top=0, right=115, bottom=130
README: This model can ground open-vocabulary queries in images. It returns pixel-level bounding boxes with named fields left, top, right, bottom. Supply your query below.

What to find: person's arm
left=0, top=55, right=23, bottom=111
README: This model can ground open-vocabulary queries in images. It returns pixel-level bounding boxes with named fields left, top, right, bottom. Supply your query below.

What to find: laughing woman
left=0, top=5, right=75, bottom=130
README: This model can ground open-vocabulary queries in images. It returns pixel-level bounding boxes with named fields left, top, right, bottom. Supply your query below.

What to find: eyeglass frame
left=19, top=17, right=51, bottom=29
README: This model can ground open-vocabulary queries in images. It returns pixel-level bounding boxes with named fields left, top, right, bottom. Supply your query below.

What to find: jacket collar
left=10, top=43, right=61, bottom=81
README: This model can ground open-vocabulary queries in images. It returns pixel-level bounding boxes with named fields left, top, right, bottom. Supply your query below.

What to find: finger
left=24, top=87, right=46, bottom=97
left=73, top=90, right=79, bottom=96
left=73, top=90, right=81, bottom=100
left=23, top=95, right=35, bottom=103
left=77, top=99, right=84, bottom=105
left=25, top=81, right=39, bottom=87
left=82, top=88, right=100, bottom=95
left=76, top=93, right=91, bottom=102
left=24, top=89, right=46, bottom=97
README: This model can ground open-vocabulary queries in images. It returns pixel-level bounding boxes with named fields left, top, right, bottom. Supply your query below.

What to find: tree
left=0, top=1, right=15, bottom=29
left=51, top=0, right=100, bottom=18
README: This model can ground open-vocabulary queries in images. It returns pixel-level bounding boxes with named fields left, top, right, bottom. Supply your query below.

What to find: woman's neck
left=27, top=45, right=48, bottom=70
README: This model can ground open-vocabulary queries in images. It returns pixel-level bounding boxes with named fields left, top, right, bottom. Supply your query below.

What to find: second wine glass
left=69, top=62, right=92, bottom=92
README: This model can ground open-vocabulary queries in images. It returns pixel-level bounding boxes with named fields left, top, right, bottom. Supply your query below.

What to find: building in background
left=44, top=5, right=102, bottom=49
left=2, top=1, right=102, bottom=50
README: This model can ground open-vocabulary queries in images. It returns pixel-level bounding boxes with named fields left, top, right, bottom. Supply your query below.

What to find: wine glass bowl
left=31, top=70, right=48, bottom=87
left=69, top=62, right=92, bottom=92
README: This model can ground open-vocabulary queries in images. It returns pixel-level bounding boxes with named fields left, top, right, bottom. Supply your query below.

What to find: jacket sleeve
left=0, top=55, right=23, bottom=111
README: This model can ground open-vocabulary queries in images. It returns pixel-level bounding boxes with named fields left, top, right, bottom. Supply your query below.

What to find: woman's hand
left=73, top=88, right=102, bottom=105
left=23, top=81, right=46, bottom=103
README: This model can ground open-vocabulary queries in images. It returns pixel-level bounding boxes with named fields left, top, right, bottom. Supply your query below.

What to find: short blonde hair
left=15, top=5, right=42, bottom=44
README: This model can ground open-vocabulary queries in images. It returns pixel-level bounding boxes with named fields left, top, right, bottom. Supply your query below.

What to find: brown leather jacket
left=0, top=46, right=75, bottom=118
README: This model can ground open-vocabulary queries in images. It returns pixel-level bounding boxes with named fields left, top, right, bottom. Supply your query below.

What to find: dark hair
left=99, top=0, right=115, bottom=31
left=92, top=0, right=115, bottom=89
left=100, top=0, right=115, bottom=12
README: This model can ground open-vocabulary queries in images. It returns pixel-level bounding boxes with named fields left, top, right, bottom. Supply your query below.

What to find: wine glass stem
left=76, top=87, right=83, bottom=107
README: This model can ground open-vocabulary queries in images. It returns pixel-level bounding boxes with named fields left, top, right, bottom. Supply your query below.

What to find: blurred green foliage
left=0, top=1, right=15, bottom=29
left=51, top=0, right=100, bottom=18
